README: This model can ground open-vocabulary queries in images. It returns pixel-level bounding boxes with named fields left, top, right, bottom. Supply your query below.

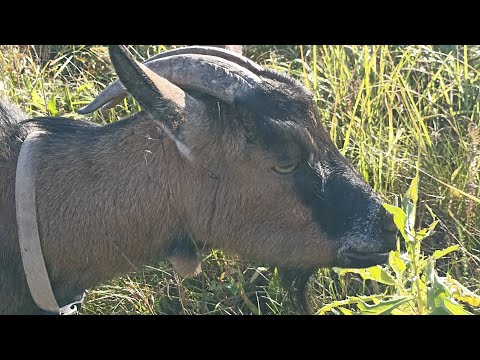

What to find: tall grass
left=1, top=45, right=478, bottom=314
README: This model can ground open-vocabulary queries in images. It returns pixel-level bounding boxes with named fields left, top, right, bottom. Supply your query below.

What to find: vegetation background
left=0, top=45, right=478, bottom=314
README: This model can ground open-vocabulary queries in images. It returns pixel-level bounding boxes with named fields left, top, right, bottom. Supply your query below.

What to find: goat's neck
left=31, top=116, right=186, bottom=303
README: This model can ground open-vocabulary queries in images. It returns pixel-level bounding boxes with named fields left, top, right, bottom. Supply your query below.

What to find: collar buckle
left=59, top=291, right=87, bottom=315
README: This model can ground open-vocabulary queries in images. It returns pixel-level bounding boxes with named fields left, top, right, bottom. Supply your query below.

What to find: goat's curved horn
left=142, top=46, right=263, bottom=74
left=78, top=49, right=263, bottom=115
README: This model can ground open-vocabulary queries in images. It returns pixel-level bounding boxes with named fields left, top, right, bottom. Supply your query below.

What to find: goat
left=0, top=45, right=397, bottom=314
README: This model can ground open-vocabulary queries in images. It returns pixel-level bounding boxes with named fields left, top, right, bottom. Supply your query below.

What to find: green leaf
left=402, top=197, right=416, bottom=237
left=426, top=257, right=444, bottom=310
left=416, top=257, right=429, bottom=273
left=338, top=307, right=354, bottom=315
left=441, top=297, right=472, bottom=315
left=357, top=297, right=412, bottom=315
left=383, top=203, right=406, bottom=228
left=429, top=305, right=451, bottom=315
left=47, top=94, right=57, bottom=116
left=428, top=284, right=447, bottom=313
left=383, top=203, right=408, bottom=241
left=389, top=250, right=406, bottom=274
left=425, top=258, right=472, bottom=314
left=450, top=166, right=462, bottom=182
left=453, top=294, right=480, bottom=308
left=416, top=220, right=439, bottom=240
left=317, top=295, right=382, bottom=315
left=391, top=308, right=412, bottom=315
left=403, top=176, right=419, bottom=235
left=444, top=275, right=480, bottom=307
left=433, top=245, right=459, bottom=260
left=31, top=88, right=46, bottom=112
left=336, top=265, right=396, bottom=286
left=406, top=175, right=419, bottom=204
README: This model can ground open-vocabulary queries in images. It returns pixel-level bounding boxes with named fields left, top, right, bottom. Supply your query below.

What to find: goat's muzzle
left=335, top=207, right=398, bottom=268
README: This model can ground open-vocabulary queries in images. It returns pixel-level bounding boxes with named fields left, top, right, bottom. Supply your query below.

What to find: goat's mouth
left=335, top=250, right=390, bottom=268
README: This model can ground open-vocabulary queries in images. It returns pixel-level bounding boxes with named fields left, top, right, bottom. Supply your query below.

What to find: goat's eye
left=272, top=163, right=298, bottom=174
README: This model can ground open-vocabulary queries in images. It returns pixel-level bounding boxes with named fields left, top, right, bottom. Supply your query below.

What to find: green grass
left=1, top=45, right=479, bottom=314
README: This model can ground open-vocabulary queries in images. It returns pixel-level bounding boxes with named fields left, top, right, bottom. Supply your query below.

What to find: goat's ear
left=109, top=45, right=200, bottom=160
left=108, top=45, right=187, bottom=127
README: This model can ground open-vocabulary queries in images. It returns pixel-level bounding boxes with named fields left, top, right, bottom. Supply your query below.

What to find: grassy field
left=1, top=45, right=479, bottom=314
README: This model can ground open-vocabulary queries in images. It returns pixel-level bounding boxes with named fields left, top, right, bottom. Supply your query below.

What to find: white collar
left=15, top=130, right=82, bottom=315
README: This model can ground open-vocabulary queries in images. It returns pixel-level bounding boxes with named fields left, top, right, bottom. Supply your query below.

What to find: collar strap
left=15, top=131, right=64, bottom=314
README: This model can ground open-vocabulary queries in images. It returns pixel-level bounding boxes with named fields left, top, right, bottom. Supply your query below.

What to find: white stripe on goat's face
left=170, top=133, right=192, bottom=160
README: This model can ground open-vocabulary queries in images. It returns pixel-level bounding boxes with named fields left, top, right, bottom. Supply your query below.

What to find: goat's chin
left=169, top=254, right=202, bottom=277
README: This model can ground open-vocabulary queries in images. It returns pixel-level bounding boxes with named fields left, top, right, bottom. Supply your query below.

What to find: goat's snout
left=334, top=204, right=399, bottom=269
left=380, top=207, right=398, bottom=251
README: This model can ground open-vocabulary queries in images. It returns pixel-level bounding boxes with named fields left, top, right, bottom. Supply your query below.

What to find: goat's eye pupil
left=273, top=163, right=298, bottom=174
